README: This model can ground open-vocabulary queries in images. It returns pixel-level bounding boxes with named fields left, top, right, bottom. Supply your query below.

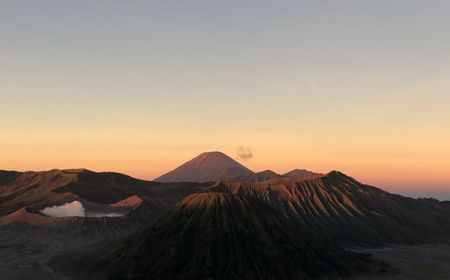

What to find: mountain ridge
left=155, top=151, right=319, bottom=183
left=207, top=170, right=450, bottom=245
left=51, top=192, right=379, bottom=279
left=2, top=164, right=450, bottom=245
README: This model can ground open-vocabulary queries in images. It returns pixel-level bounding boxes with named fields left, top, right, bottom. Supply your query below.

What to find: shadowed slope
left=51, top=193, right=375, bottom=280
left=0, top=169, right=211, bottom=238
left=53, top=169, right=208, bottom=204
left=208, top=172, right=450, bottom=245
left=0, top=170, right=22, bottom=185
left=0, top=169, right=79, bottom=216
left=0, top=193, right=164, bottom=230
left=0, top=169, right=210, bottom=216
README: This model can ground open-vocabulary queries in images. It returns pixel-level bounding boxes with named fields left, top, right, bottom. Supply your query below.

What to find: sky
left=1, top=1, right=449, bottom=200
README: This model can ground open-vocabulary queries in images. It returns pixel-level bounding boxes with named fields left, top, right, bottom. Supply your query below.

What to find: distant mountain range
left=1, top=152, right=450, bottom=279
left=155, top=151, right=319, bottom=183
left=1, top=162, right=449, bottom=245
left=0, top=169, right=208, bottom=233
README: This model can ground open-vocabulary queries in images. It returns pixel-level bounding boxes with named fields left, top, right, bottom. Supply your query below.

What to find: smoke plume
left=40, top=201, right=86, bottom=217
left=237, top=146, right=253, bottom=161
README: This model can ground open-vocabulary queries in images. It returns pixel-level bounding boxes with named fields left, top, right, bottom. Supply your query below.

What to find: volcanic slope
left=0, top=170, right=22, bottom=185
left=208, top=171, right=450, bottom=245
left=155, top=151, right=256, bottom=183
left=0, top=169, right=209, bottom=217
left=51, top=193, right=378, bottom=280
left=155, top=151, right=318, bottom=183
left=0, top=169, right=213, bottom=237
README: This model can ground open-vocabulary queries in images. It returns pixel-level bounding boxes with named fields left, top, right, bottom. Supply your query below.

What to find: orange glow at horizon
left=1, top=1, right=450, bottom=200
left=2, top=133, right=449, bottom=199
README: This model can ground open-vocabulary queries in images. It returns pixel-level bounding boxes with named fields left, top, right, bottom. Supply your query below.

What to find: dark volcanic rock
left=51, top=193, right=373, bottom=280
left=208, top=171, right=450, bottom=245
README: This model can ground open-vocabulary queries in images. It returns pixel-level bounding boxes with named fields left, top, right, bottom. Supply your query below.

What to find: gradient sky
left=1, top=1, right=449, bottom=200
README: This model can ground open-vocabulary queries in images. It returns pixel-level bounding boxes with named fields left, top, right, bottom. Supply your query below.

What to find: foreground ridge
left=51, top=193, right=378, bottom=279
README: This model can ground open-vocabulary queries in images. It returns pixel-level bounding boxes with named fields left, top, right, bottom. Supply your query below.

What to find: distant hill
left=254, top=170, right=280, bottom=181
left=155, top=151, right=317, bottom=183
left=283, top=168, right=319, bottom=178
left=155, top=151, right=255, bottom=182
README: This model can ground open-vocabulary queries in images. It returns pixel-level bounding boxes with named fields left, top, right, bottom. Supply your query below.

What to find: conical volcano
left=155, top=151, right=255, bottom=182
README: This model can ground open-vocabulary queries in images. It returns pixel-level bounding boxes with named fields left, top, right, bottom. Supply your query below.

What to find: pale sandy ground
left=1, top=225, right=449, bottom=280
